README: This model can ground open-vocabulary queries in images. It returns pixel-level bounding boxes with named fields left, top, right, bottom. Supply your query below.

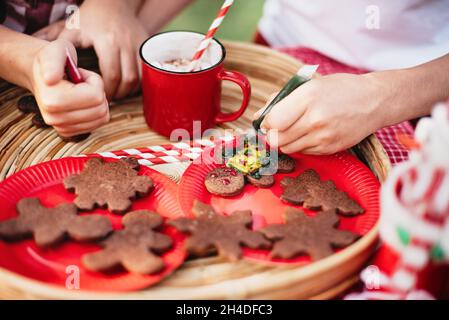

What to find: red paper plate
left=0, top=157, right=187, bottom=292
left=178, top=140, right=380, bottom=265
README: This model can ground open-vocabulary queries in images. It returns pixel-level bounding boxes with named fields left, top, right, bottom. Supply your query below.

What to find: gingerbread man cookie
left=280, top=169, right=364, bottom=216
left=260, top=207, right=359, bottom=260
left=170, top=201, right=271, bottom=261
left=0, top=198, right=112, bottom=247
left=82, top=210, right=172, bottom=274
left=64, top=157, right=154, bottom=214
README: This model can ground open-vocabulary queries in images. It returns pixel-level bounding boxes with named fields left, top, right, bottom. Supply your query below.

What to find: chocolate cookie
left=17, top=95, right=39, bottom=113
left=280, top=169, right=364, bottom=216
left=169, top=201, right=270, bottom=261
left=17, top=95, right=49, bottom=128
left=0, top=198, right=112, bottom=248
left=246, top=173, right=275, bottom=188
left=204, top=167, right=245, bottom=197
left=64, top=157, right=154, bottom=214
left=82, top=210, right=172, bottom=274
left=260, top=207, right=359, bottom=260
left=61, top=133, right=91, bottom=143
left=276, top=154, right=296, bottom=173
left=31, top=113, right=50, bottom=128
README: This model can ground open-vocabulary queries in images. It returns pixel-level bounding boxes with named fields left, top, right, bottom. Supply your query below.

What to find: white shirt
left=259, top=0, right=449, bottom=71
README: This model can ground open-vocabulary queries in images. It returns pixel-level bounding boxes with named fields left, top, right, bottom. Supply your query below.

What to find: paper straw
left=188, top=0, right=234, bottom=71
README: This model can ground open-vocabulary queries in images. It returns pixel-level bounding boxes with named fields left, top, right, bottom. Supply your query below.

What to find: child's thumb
left=39, top=39, right=77, bottom=86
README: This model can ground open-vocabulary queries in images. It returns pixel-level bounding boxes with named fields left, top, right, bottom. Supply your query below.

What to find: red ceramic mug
left=140, top=31, right=251, bottom=137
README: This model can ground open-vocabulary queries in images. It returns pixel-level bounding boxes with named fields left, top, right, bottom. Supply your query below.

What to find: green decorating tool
left=252, top=64, right=319, bottom=131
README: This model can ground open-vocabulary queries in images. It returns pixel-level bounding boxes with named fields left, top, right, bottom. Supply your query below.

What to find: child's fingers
left=299, top=146, right=329, bottom=155
left=279, top=134, right=316, bottom=154
left=44, top=101, right=108, bottom=126
left=38, top=39, right=77, bottom=86
left=33, top=29, right=48, bottom=40
left=40, top=81, right=106, bottom=113
left=47, top=21, right=67, bottom=41
left=57, top=28, right=82, bottom=47
left=267, top=115, right=310, bottom=147
left=53, top=110, right=110, bottom=137
left=260, top=89, right=307, bottom=132
left=39, top=69, right=105, bottom=113
left=114, top=48, right=139, bottom=100
left=94, top=39, right=121, bottom=100
left=33, top=21, right=66, bottom=41
left=136, top=51, right=143, bottom=82
left=78, top=68, right=107, bottom=99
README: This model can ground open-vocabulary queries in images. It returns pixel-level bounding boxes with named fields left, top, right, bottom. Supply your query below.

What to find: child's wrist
left=24, top=40, right=48, bottom=93
left=361, top=71, right=410, bottom=130
left=12, top=37, right=48, bottom=93
left=0, top=27, right=46, bottom=92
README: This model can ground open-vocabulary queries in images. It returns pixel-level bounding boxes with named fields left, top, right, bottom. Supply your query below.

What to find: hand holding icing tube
left=252, top=65, right=319, bottom=131
left=253, top=69, right=387, bottom=155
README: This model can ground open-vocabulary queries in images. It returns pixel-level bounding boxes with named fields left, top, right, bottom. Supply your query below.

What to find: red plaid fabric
left=374, top=122, right=414, bottom=166
left=279, top=47, right=414, bottom=165
left=2, top=0, right=83, bottom=34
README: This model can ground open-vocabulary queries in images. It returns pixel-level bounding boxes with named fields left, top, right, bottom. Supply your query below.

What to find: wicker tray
left=0, top=41, right=391, bottom=299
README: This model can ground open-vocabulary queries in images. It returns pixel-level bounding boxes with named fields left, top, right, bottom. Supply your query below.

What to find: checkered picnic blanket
left=280, top=47, right=414, bottom=165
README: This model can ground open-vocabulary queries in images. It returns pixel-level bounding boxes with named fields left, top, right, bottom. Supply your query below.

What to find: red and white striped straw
left=188, top=0, right=234, bottom=71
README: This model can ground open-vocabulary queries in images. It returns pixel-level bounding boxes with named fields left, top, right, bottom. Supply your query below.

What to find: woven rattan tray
left=0, top=41, right=391, bottom=299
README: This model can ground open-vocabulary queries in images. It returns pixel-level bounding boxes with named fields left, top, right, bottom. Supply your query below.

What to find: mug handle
left=215, top=70, right=251, bottom=123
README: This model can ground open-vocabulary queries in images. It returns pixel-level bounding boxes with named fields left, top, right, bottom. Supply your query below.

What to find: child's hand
left=254, top=74, right=386, bottom=155
left=30, top=40, right=109, bottom=138
left=33, top=20, right=66, bottom=41
left=56, top=0, right=148, bottom=100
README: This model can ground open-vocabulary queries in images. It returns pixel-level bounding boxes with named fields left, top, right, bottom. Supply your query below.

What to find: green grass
left=165, top=0, right=265, bottom=42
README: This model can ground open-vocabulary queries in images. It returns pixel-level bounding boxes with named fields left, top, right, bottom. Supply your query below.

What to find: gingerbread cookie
left=280, top=169, right=364, bottom=216
left=64, top=157, right=154, bottom=214
left=260, top=207, right=359, bottom=260
left=204, top=167, right=245, bottom=197
left=169, top=201, right=270, bottom=261
left=0, top=198, right=112, bottom=248
left=246, top=173, right=275, bottom=188
left=276, top=154, right=296, bottom=173
left=82, top=210, right=172, bottom=274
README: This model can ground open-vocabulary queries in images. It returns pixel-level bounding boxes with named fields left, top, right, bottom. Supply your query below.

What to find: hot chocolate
left=151, top=58, right=212, bottom=73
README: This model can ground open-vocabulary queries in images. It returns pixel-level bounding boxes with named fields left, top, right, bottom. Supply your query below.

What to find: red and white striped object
left=80, top=134, right=236, bottom=167
left=80, top=142, right=205, bottom=167
left=188, top=0, right=234, bottom=71
left=348, top=102, right=449, bottom=300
